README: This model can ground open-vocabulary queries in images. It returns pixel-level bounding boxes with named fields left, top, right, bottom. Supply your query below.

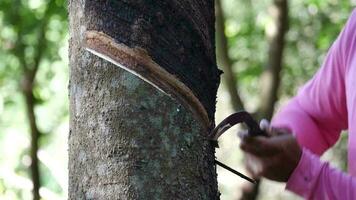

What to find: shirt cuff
left=286, top=148, right=323, bottom=198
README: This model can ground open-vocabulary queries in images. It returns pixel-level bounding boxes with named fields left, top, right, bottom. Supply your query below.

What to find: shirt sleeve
left=271, top=9, right=356, bottom=155
left=271, top=9, right=356, bottom=199
left=286, top=149, right=356, bottom=200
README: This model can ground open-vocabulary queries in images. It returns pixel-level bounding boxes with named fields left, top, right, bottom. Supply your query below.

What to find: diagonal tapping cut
left=84, top=30, right=210, bottom=129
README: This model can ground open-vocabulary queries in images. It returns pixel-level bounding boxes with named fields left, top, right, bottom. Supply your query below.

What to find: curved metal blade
left=209, top=111, right=267, bottom=140
left=210, top=111, right=267, bottom=184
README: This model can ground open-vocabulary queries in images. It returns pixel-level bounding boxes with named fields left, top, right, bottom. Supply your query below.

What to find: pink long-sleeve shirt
left=271, top=9, right=356, bottom=199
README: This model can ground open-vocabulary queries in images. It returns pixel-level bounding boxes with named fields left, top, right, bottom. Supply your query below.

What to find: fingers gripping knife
left=209, top=111, right=268, bottom=184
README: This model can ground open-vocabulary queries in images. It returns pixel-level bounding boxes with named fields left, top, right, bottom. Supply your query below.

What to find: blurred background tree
left=0, top=0, right=354, bottom=199
left=0, top=0, right=68, bottom=199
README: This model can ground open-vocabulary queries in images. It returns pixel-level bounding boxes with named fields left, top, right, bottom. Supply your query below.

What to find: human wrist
left=286, top=149, right=323, bottom=198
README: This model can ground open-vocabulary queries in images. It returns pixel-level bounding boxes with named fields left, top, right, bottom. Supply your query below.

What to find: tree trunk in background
left=68, top=1, right=219, bottom=199
left=216, top=0, right=244, bottom=111
left=22, top=80, right=41, bottom=200
left=240, top=1, right=289, bottom=200
left=16, top=2, right=54, bottom=199
left=259, top=0, right=289, bottom=120
left=215, top=0, right=288, bottom=199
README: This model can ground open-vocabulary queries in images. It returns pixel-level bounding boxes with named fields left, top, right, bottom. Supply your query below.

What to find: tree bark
left=68, top=1, right=220, bottom=199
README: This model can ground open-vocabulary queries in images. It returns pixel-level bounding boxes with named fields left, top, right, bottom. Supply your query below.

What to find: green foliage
left=0, top=0, right=68, bottom=199
left=222, top=0, right=354, bottom=105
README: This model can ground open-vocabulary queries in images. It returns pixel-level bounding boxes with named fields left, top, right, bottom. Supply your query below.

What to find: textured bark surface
left=68, top=1, right=219, bottom=199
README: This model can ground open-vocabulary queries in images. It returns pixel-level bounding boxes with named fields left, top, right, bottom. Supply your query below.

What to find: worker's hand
left=239, top=120, right=302, bottom=182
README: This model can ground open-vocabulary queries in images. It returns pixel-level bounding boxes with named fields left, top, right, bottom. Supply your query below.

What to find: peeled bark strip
left=69, top=1, right=219, bottom=199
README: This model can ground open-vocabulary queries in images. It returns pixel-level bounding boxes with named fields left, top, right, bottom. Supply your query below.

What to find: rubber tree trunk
left=68, top=1, right=220, bottom=199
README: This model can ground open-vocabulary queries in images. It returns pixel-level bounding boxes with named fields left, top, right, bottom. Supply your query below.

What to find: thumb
left=259, top=119, right=270, bottom=131
left=260, top=119, right=275, bottom=137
